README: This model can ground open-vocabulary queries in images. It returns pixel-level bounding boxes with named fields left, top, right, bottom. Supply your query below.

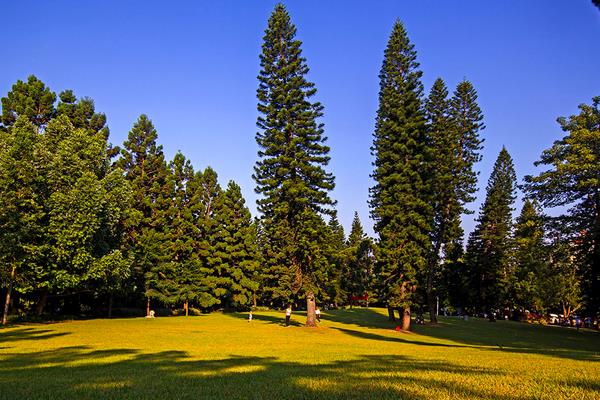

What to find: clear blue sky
left=2, top=1, right=599, bottom=238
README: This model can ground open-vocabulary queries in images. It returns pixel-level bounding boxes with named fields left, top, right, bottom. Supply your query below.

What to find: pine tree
left=161, top=152, right=200, bottom=314
left=524, top=96, right=600, bottom=315
left=57, top=90, right=109, bottom=139
left=465, top=147, right=517, bottom=313
left=253, top=4, right=335, bottom=326
left=511, top=199, right=547, bottom=312
left=116, top=115, right=169, bottom=315
left=323, top=213, right=346, bottom=307
left=193, top=166, right=223, bottom=309
left=210, top=181, right=260, bottom=309
left=344, top=212, right=375, bottom=307
left=425, top=78, right=484, bottom=323
left=1, top=75, right=56, bottom=130
left=369, top=20, right=431, bottom=330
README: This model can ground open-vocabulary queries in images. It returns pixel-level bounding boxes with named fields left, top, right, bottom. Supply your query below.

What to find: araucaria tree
left=425, top=79, right=484, bottom=323
left=511, top=199, right=548, bottom=312
left=465, top=147, right=517, bottom=313
left=210, top=181, right=260, bottom=309
left=369, top=20, right=432, bottom=331
left=524, top=96, right=600, bottom=315
left=116, top=115, right=169, bottom=316
left=253, top=4, right=335, bottom=327
left=344, top=212, right=375, bottom=307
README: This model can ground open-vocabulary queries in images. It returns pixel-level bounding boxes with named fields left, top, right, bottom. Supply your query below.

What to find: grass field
left=0, top=308, right=598, bottom=399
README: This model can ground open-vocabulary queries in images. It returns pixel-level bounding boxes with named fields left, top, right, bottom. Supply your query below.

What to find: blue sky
left=2, top=1, right=599, bottom=237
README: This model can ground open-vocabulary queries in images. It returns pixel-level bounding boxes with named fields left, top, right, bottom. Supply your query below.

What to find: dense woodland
left=1, top=5, right=599, bottom=329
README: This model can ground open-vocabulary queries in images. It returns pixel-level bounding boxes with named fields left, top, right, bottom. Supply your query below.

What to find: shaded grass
left=0, top=308, right=598, bottom=399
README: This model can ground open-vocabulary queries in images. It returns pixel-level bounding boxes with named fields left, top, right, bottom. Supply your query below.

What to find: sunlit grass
left=1, top=308, right=598, bottom=399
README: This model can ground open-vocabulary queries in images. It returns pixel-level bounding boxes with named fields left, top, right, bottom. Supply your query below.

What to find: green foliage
left=1, top=75, right=56, bottom=129
left=253, top=4, right=335, bottom=312
left=193, top=166, right=223, bottom=309
left=209, top=181, right=260, bottom=309
left=116, top=114, right=169, bottom=307
left=545, top=241, right=582, bottom=317
left=57, top=90, right=109, bottom=139
left=151, top=152, right=201, bottom=307
left=322, top=213, right=347, bottom=306
left=524, top=96, right=600, bottom=314
left=370, top=20, right=431, bottom=313
left=0, top=117, right=46, bottom=298
left=465, top=147, right=517, bottom=312
left=424, top=78, right=484, bottom=320
left=511, top=199, right=548, bottom=311
left=0, top=79, right=131, bottom=320
left=343, top=212, right=375, bottom=304
left=42, top=115, right=130, bottom=293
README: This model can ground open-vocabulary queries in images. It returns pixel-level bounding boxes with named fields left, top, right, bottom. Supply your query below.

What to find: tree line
left=1, top=4, right=598, bottom=329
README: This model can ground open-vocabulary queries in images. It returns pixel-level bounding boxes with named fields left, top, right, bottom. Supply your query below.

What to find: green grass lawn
left=1, top=308, right=598, bottom=399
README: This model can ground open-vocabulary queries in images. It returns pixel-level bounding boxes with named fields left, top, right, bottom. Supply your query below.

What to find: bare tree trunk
left=35, top=290, right=48, bottom=316
left=306, top=291, right=317, bottom=327
left=108, top=293, right=113, bottom=319
left=2, top=266, right=16, bottom=325
left=252, top=292, right=257, bottom=308
left=146, top=297, right=150, bottom=317
left=427, top=239, right=443, bottom=324
left=387, top=306, right=396, bottom=321
left=401, top=306, right=411, bottom=331
left=184, top=300, right=189, bottom=316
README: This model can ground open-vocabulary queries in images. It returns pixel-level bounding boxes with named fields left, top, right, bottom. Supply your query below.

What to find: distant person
left=248, top=311, right=253, bottom=322
left=316, top=307, right=321, bottom=322
left=285, top=305, right=292, bottom=326
left=146, top=310, right=155, bottom=319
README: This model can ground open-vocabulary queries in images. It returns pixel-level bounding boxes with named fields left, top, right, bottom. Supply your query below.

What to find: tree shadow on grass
left=0, top=346, right=547, bottom=400
left=225, top=311, right=303, bottom=327
left=323, top=308, right=395, bottom=330
left=0, top=327, right=71, bottom=343
left=331, top=327, right=477, bottom=349
left=324, top=308, right=600, bottom=362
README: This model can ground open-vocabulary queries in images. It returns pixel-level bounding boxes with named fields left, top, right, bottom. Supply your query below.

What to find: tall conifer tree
left=425, top=79, right=484, bottom=322
left=1, top=75, right=56, bottom=130
left=116, top=115, right=169, bottom=315
left=324, top=214, right=346, bottom=307
left=370, top=20, right=431, bottom=331
left=253, top=4, right=335, bottom=326
left=193, top=166, right=223, bottom=309
left=465, top=147, right=517, bottom=313
left=210, top=181, right=260, bottom=309
left=344, top=212, right=375, bottom=307
left=512, top=199, right=547, bottom=311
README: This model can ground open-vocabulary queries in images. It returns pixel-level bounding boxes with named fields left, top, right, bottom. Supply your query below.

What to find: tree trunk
left=306, top=291, right=317, bottom=327
left=184, top=300, right=189, bottom=316
left=108, top=293, right=113, bottom=319
left=252, top=292, right=257, bottom=308
left=427, top=235, right=444, bottom=324
left=387, top=306, right=396, bottom=321
left=401, top=306, right=411, bottom=331
left=2, top=266, right=16, bottom=325
left=35, top=290, right=48, bottom=316
left=146, top=297, right=150, bottom=317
